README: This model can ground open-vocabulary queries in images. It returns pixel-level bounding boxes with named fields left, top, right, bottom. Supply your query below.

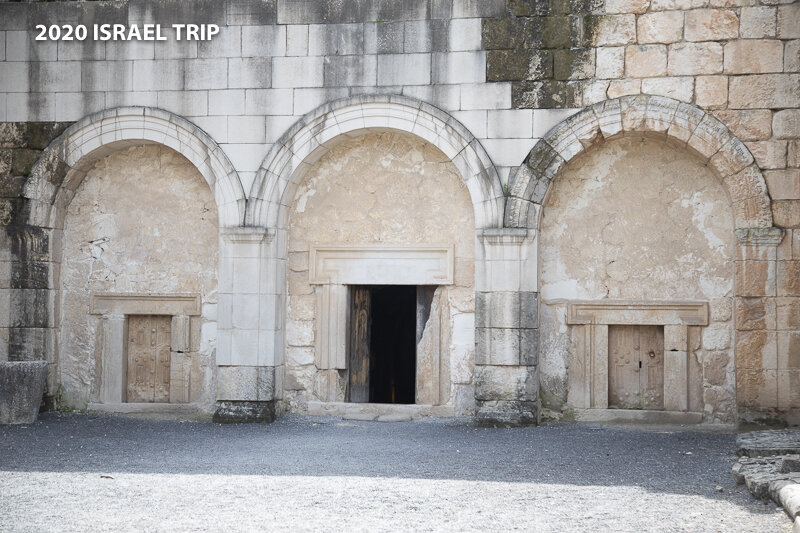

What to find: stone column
left=214, top=226, right=283, bottom=423
left=474, top=228, right=539, bottom=426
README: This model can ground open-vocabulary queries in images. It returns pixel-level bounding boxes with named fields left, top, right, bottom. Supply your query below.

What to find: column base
left=474, top=400, right=538, bottom=427
left=212, top=400, right=276, bottom=424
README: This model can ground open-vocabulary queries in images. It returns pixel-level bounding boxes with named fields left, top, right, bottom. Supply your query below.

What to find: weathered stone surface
left=736, top=260, right=775, bottom=297
left=777, top=4, right=800, bottom=39
left=0, top=360, right=47, bottom=424
left=729, top=75, right=800, bottom=110
left=625, top=45, right=667, bottom=78
left=592, top=14, right=637, bottom=46
left=212, top=400, right=276, bottom=423
left=724, top=40, right=785, bottom=74
left=765, top=170, right=800, bottom=200
left=746, top=140, right=788, bottom=170
left=685, top=9, right=740, bottom=42
left=773, top=201, right=800, bottom=228
left=637, top=11, right=685, bottom=44
left=735, top=297, right=775, bottom=331
left=738, top=430, right=800, bottom=457
left=740, top=7, right=777, bottom=39
left=713, top=110, right=773, bottom=142
left=595, top=46, right=625, bottom=79
left=607, top=79, right=641, bottom=98
left=773, top=110, right=800, bottom=141
left=695, top=76, right=728, bottom=109
left=668, top=42, right=723, bottom=75
left=641, top=76, right=693, bottom=102
left=778, top=260, right=800, bottom=295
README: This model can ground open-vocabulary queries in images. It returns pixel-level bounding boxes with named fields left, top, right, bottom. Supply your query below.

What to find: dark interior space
left=368, top=285, right=417, bottom=404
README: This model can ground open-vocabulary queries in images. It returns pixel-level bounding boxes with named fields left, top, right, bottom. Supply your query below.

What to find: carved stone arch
left=505, top=95, right=774, bottom=231
left=247, top=94, right=505, bottom=230
left=24, top=106, right=246, bottom=228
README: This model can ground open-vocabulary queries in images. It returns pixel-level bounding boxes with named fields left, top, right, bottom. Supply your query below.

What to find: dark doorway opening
left=348, top=285, right=417, bottom=404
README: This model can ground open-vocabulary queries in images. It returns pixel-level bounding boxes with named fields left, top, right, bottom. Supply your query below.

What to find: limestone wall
left=285, top=132, right=476, bottom=413
left=539, top=136, right=735, bottom=421
left=59, top=145, right=218, bottom=408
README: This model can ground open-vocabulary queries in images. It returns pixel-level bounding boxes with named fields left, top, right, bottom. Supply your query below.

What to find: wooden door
left=608, top=325, right=664, bottom=409
left=347, top=287, right=371, bottom=403
left=127, top=315, right=171, bottom=403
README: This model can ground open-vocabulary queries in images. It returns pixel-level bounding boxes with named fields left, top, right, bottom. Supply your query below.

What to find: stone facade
left=0, top=0, right=797, bottom=426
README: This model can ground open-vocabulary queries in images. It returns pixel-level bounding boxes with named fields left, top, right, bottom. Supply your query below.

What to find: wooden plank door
left=347, top=287, right=371, bottom=403
left=127, top=315, right=171, bottom=403
left=608, top=325, right=664, bottom=409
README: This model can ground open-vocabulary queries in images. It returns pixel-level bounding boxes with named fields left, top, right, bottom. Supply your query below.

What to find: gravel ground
left=0, top=413, right=791, bottom=532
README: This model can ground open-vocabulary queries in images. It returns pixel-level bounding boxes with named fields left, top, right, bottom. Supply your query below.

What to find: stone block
left=711, top=297, right=733, bottom=322
left=324, top=55, right=377, bottom=87
left=777, top=298, right=800, bottom=330
left=765, top=170, right=800, bottom=200
left=286, top=24, right=308, bottom=56
left=432, top=51, right=486, bottom=84
left=607, top=79, right=641, bottom=99
left=736, top=260, right=776, bottom=297
left=685, top=9, right=739, bottom=42
left=625, top=45, right=667, bottom=78
left=774, top=110, right=800, bottom=140
left=695, top=76, right=728, bottom=109
left=637, top=11, right=684, bottom=44
left=596, top=47, right=624, bottom=79
left=553, top=48, right=595, bottom=81
left=208, top=89, right=245, bottom=116
left=242, top=25, right=286, bottom=57
left=713, top=110, right=773, bottom=142
left=735, top=297, right=776, bottom=331
left=461, top=82, right=510, bottom=110
left=229, top=57, right=271, bottom=89
left=185, top=58, right=228, bottom=90
left=737, top=368, right=777, bottom=409
left=198, top=25, right=241, bottom=58
left=703, top=351, right=730, bottom=387
left=487, top=110, right=532, bottom=139
left=308, top=23, right=363, bottom=56
left=641, top=77, right=693, bottom=103
left=785, top=40, right=800, bottom=73
left=729, top=75, right=800, bottom=110
left=212, top=400, right=276, bottom=424
left=773, top=201, right=800, bottom=228
left=651, top=0, right=707, bottom=9
left=778, top=261, right=800, bottom=296
left=272, top=56, right=323, bottom=88
left=703, top=323, right=731, bottom=350
left=592, top=15, right=637, bottom=47
left=668, top=42, right=723, bottom=76
left=746, top=141, right=787, bottom=170
left=245, top=88, right=294, bottom=116
left=737, top=330, right=778, bottom=370
left=724, top=40, right=784, bottom=74
left=377, top=53, right=430, bottom=86
left=474, top=365, right=536, bottom=401
left=778, top=4, right=800, bottom=39
left=0, top=361, right=47, bottom=424
left=740, top=7, right=777, bottom=38
left=448, top=18, right=482, bottom=51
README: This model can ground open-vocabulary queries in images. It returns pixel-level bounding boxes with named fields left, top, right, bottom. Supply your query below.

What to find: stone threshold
left=573, top=408, right=704, bottom=425
left=306, top=401, right=455, bottom=421
left=87, top=402, right=211, bottom=420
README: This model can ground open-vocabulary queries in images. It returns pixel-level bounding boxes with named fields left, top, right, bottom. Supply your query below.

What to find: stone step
left=737, top=429, right=800, bottom=457
left=732, top=455, right=800, bottom=500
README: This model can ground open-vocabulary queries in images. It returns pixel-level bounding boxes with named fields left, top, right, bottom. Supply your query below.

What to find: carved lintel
left=567, top=300, right=708, bottom=326
left=90, top=293, right=201, bottom=316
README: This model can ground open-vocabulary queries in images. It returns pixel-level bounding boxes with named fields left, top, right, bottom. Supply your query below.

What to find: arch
left=247, top=94, right=505, bottom=230
left=23, top=106, right=246, bottom=228
left=505, top=95, right=774, bottom=231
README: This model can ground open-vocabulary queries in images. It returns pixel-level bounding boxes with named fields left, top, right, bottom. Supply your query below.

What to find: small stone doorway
left=608, top=325, right=664, bottom=410
left=347, top=286, right=418, bottom=404
left=127, top=315, right=172, bottom=403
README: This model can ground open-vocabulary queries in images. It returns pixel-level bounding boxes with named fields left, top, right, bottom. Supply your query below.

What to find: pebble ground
left=0, top=413, right=792, bottom=532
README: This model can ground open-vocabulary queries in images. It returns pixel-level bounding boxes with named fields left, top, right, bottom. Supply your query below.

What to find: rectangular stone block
left=713, top=110, right=772, bottom=142
left=596, top=47, right=625, bottom=79
left=245, top=88, right=294, bottom=115
left=432, top=51, right=486, bottom=84
left=403, top=20, right=432, bottom=53
left=778, top=4, right=800, bottom=39
left=625, top=45, right=667, bottom=78
left=229, top=57, right=271, bottom=89
left=695, top=76, right=728, bottom=109
left=773, top=110, right=800, bottom=140
left=641, top=77, right=693, bottom=103
left=685, top=9, right=739, bottom=42
left=735, top=297, right=776, bottom=331
left=778, top=261, right=800, bottom=296
left=737, top=369, right=777, bottom=409
left=765, top=170, right=800, bottom=200
left=448, top=18, right=482, bottom=51
left=668, top=42, right=723, bottom=75
left=324, top=55, right=377, bottom=87
left=786, top=40, right=800, bottom=73
left=729, top=75, right=800, bottom=109
left=242, top=25, right=287, bottom=57
left=637, top=11, right=684, bottom=44
left=737, top=330, right=778, bottom=370
left=474, top=364, right=536, bottom=401
left=273, top=56, right=323, bottom=88
left=377, top=54, right=431, bottom=86
left=308, top=23, right=364, bottom=56
left=209, top=89, right=245, bottom=116
left=593, top=15, right=637, bottom=46
left=724, top=40, right=784, bottom=74
left=157, top=91, right=208, bottom=117
left=185, top=58, right=228, bottom=90
left=198, top=25, right=241, bottom=58
left=133, top=60, right=185, bottom=91
left=286, top=24, right=309, bottom=56
left=461, top=82, right=510, bottom=111
left=740, top=7, right=777, bottom=38
left=773, top=200, right=800, bottom=228
left=746, top=140, right=788, bottom=170
left=228, top=115, right=266, bottom=145
left=736, top=260, right=777, bottom=297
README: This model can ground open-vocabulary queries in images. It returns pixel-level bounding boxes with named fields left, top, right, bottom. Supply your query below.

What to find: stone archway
left=506, top=96, right=784, bottom=424
left=11, top=107, right=244, bottom=410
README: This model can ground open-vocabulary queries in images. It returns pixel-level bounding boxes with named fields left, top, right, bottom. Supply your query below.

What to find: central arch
left=247, top=95, right=505, bottom=230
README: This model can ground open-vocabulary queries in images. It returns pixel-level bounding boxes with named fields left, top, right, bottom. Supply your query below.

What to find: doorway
left=608, top=325, right=664, bottom=409
left=127, top=315, right=171, bottom=403
left=347, top=286, right=417, bottom=404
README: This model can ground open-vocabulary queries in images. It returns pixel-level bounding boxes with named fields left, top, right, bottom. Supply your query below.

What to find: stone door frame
left=565, top=300, right=708, bottom=413
left=89, top=293, right=201, bottom=404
